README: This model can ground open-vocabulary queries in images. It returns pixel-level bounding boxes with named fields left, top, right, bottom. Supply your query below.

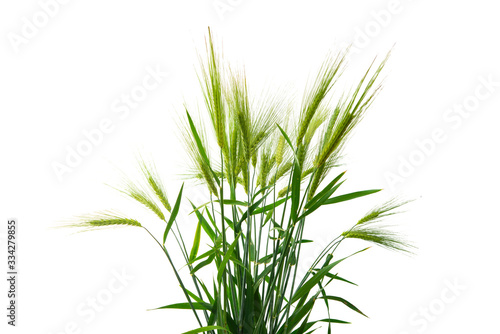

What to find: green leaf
left=222, top=215, right=234, bottom=231
left=205, top=208, right=219, bottom=235
left=276, top=124, right=294, bottom=151
left=237, top=191, right=272, bottom=228
left=323, top=189, right=381, bottom=205
left=251, top=196, right=290, bottom=215
left=190, top=199, right=249, bottom=214
left=190, top=247, right=216, bottom=264
left=305, top=171, right=345, bottom=209
left=163, top=183, right=184, bottom=244
left=290, top=159, right=302, bottom=222
left=151, top=302, right=211, bottom=311
left=217, top=233, right=241, bottom=283
left=318, top=318, right=350, bottom=324
left=182, top=325, right=231, bottom=334
left=253, top=261, right=277, bottom=290
left=196, top=278, right=214, bottom=304
left=277, top=123, right=302, bottom=168
left=185, top=109, right=219, bottom=185
left=252, top=183, right=274, bottom=200
left=282, top=294, right=318, bottom=334
left=191, top=253, right=215, bottom=275
left=189, top=220, right=202, bottom=263
left=292, top=318, right=316, bottom=334
left=320, top=272, right=357, bottom=286
left=184, top=288, right=208, bottom=305
left=291, top=248, right=369, bottom=304
left=321, top=296, right=367, bottom=317
left=185, top=110, right=210, bottom=164
left=299, top=180, right=345, bottom=219
left=190, top=202, right=216, bottom=242
left=217, top=199, right=249, bottom=206
left=294, top=308, right=314, bottom=334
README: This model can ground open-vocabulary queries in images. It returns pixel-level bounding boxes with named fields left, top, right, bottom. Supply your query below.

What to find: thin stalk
left=142, top=227, right=204, bottom=328
left=277, top=168, right=317, bottom=332
left=173, top=223, right=211, bottom=323
left=229, top=180, right=243, bottom=322
left=218, top=149, right=230, bottom=330
left=238, top=159, right=255, bottom=332
left=254, top=196, right=267, bottom=278
left=259, top=162, right=295, bottom=334
left=260, top=171, right=279, bottom=312
left=273, top=217, right=305, bottom=332
left=297, top=222, right=362, bottom=290
left=282, top=219, right=306, bottom=332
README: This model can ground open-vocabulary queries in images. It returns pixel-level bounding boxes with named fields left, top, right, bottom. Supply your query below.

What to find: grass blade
left=320, top=295, right=367, bottom=317
left=323, top=189, right=381, bottom=205
left=163, top=183, right=184, bottom=244
left=305, top=171, right=345, bottom=209
left=217, top=233, right=241, bottom=283
left=189, top=220, right=202, bottom=263
left=291, top=248, right=369, bottom=304
left=152, top=302, right=212, bottom=311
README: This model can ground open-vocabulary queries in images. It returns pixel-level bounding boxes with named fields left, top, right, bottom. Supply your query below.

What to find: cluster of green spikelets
left=72, top=29, right=413, bottom=334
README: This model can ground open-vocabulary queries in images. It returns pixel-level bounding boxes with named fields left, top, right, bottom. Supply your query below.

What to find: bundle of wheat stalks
left=72, top=30, right=413, bottom=334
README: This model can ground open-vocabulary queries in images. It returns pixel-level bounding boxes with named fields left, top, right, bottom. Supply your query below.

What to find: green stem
left=142, top=227, right=203, bottom=328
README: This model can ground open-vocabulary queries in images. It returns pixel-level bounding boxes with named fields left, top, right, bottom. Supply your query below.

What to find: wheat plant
left=71, top=30, right=413, bottom=334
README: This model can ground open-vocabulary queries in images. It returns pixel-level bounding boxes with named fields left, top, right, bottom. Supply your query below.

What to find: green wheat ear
left=138, top=156, right=172, bottom=212
left=297, top=49, right=347, bottom=146
left=342, top=198, right=415, bottom=253
left=199, top=28, right=226, bottom=150
left=356, top=198, right=413, bottom=225
left=114, top=180, right=166, bottom=221
left=69, top=212, right=142, bottom=230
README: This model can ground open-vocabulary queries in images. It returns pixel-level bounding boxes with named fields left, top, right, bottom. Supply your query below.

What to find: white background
left=1, top=0, right=499, bottom=333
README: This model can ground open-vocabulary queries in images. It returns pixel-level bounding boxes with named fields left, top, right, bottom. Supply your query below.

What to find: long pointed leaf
left=185, top=109, right=220, bottom=185
left=320, top=296, right=367, bottom=317
left=252, top=196, right=290, bottom=215
left=305, top=171, right=346, bottom=209
left=291, top=248, right=369, bottom=304
left=189, top=220, right=202, bottom=262
left=151, top=302, right=211, bottom=311
left=163, top=183, right=184, bottom=244
left=290, top=159, right=302, bottom=222
left=190, top=201, right=216, bottom=241
left=323, top=189, right=381, bottom=205
left=217, top=233, right=241, bottom=283
left=299, top=181, right=345, bottom=219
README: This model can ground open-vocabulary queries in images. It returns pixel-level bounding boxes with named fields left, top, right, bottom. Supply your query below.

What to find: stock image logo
left=47, top=268, right=134, bottom=334
left=384, top=74, right=499, bottom=190
left=51, top=65, right=169, bottom=182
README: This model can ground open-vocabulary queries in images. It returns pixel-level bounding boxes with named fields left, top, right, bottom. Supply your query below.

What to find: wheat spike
left=71, top=212, right=142, bottom=229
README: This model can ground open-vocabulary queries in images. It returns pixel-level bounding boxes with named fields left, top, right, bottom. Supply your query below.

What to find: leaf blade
left=189, top=220, right=202, bottom=263
left=323, top=189, right=381, bottom=205
left=163, top=183, right=184, bottom=244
